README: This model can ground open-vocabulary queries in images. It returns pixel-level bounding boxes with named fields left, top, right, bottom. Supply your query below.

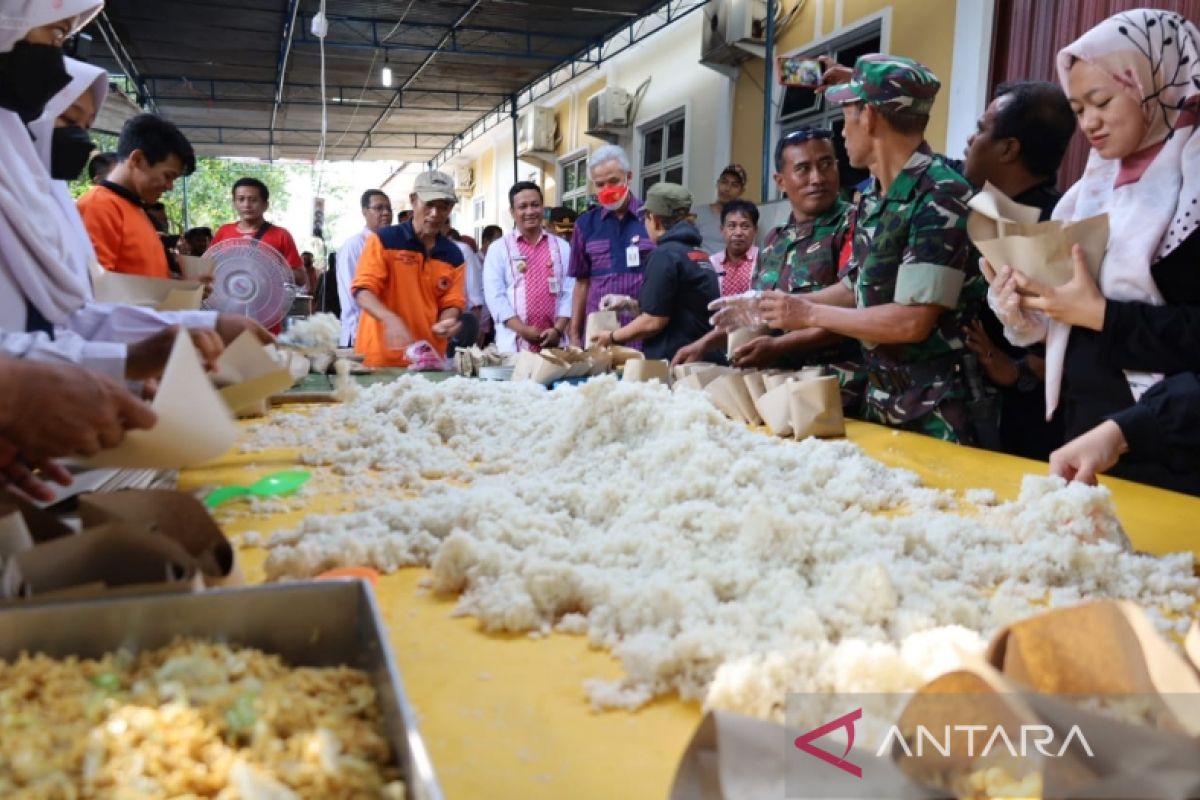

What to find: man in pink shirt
left=708, top=199, right=759, bottom=297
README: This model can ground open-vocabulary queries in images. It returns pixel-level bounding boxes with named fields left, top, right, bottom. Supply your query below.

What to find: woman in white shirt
left=483, top=181, right=574, bottom=353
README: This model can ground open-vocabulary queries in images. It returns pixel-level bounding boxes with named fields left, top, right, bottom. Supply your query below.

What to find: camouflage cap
left=642, top=182, right=693, bottom=217
left=825, top=54, right=941, bottom=115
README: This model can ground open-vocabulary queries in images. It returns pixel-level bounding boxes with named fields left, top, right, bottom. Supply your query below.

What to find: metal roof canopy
left=84, top=0, right=707, bottom=165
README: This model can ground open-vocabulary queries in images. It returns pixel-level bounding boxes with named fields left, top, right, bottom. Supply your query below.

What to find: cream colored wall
left=731, top=0, right=961, bottom=200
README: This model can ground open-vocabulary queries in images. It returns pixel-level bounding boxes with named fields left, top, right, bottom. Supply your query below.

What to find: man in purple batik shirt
left=567, top=144, right=655, bottom=346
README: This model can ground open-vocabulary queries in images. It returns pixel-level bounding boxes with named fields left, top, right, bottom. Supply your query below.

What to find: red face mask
left=597, top=184, right=629, bottom=210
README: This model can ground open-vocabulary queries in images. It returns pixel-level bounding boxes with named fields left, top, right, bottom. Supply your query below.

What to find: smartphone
left=777, top=55, right=823, bottom=88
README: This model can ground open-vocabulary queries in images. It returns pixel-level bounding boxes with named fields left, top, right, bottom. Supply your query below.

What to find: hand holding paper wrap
left=708, top=291, right=765, bottom=331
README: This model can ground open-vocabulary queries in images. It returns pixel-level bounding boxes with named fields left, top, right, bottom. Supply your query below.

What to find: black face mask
left=50, top=125, right=95, bottom=180
left=0, top=41, right=71, bottom=123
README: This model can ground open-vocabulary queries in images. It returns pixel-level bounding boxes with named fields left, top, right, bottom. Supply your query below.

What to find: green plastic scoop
left=203, top=470, right=311, bottom=508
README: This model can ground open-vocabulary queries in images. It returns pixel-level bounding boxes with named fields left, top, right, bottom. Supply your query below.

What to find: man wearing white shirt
left=336, top=189, right=393, bottom=346
left=483, top=181, right=574, bottom=353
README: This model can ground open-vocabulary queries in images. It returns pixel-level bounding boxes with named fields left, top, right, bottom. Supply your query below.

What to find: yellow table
left=177, top=419, right=1200, bottom=800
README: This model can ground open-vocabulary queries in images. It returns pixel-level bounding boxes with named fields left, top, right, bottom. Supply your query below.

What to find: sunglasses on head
left=780, top=128, right=833, bottom=144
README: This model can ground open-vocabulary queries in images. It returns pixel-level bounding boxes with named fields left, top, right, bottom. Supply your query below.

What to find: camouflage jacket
left=752, top=199, right=852, bottom=293
left=843, top=144, right=976, bottom=370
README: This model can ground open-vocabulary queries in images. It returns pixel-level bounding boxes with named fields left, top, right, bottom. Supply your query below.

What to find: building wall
left=730, top=0, right=970, bottom=202
left=450, top=0, right=987, bottom=230
left=451, top=12, right=730, bottom=232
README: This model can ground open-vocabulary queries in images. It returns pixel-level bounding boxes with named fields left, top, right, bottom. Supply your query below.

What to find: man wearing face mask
left=567, top=144, right=653, bottom=347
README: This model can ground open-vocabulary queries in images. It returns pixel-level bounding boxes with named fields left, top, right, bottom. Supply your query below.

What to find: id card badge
left=625, top=244, right=641, bottom=268
left=547, top=275, right=560, bottom=295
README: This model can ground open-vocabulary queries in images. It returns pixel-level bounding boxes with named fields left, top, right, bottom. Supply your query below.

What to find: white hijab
left=0, top=0, right=103, bottom=324
left=1044, top=9, right=1200, bottom=414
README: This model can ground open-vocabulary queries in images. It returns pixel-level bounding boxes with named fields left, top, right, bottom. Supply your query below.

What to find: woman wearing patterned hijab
left=987, top=8, right=1200, bottom=494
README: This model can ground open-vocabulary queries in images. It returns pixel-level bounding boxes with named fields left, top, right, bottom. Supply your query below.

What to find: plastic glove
left=599, top=294, right=637, bottom=312
left=707, top=291, right=765, bottom=331
left=986, top=266, right=1048, bottom=347
left=405, top=340, right=445, bottom=371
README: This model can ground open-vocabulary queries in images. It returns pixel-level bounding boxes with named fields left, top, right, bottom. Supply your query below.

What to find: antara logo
left=793, top=708, right=1094, bottom=778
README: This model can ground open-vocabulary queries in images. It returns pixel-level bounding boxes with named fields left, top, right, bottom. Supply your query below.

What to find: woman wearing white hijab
left=28, top=56, right=228, bottom=349
left=988, top=8, right=1200, bottom=494
left=0, top=0, right=117, bottom=371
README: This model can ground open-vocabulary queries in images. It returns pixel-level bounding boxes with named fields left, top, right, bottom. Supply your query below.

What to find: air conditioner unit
left=454, top=166, right=475, bottom=194
left=586, top=87, right=632, bottom=136
left=517, top=106, right=557, bottom=155
left=701, top=0, right=771, bottom=74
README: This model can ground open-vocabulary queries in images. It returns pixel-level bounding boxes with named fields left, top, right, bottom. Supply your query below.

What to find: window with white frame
left=472, top=197, right=486, bottom=243
left=558, top=153, right=590, bottom=213
left=776, top=23, right=882, bottom=196
left=640, top=112, right=686, bottom=197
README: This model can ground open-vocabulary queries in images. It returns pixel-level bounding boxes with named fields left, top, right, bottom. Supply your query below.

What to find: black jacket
left=637, top=222, right=721, bottom=362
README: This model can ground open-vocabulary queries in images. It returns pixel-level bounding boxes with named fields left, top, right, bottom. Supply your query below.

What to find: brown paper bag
left=967, top=181, right=1108, bottom=287
left=585, top=347, right=614, bottom=375
left=788, top=375, right=845, bottom=438
left=0, top=490, right=74, bottom=545
left=214, top=331, right=296, bottom=417
left=715, top=372, right=762, bottom=425
left=608, top=345, right=644, bottom=367
left=177, top=254, right=216, bottom=280
left=585, top=310, right=619, bottom=345
left=622, top=358, right=669, bottom=383
left=754, top=382, right=793, bottom=436
left=78, top=490, right=239, bottom=586
left=705, top=376, right=747, bottom=422
left=92, top=269, right=205, bottom=310
left=762, top=372, right=795, bottom=391
left=742, top=371, right=768, bottom=403
left=0, top=523, right=201, bottom=601
left=512, top=350, right=570, bottom=385
left=727, top=325, right=769, bottom=360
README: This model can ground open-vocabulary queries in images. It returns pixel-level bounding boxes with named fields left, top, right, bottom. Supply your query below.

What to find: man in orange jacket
left=352, top=170, right=466, bottom=368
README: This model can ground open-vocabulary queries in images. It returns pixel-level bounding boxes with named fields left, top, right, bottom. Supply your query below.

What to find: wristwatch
left=1015, top=357, right=1039, bottom=393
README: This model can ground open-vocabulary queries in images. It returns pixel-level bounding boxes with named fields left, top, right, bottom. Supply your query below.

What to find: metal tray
left=0, top=580, right=443, bottom=800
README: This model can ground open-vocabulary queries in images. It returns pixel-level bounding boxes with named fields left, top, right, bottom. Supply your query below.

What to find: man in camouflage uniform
left=756, top=55, right=977, bottom=443
left=672, top=129, right=861, bottom=409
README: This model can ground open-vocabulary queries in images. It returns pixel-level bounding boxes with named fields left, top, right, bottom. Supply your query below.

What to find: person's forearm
left=808, top=303, right=938, bottom=345
left=438, top=307, right=462, bottom=322
left=553, top=316, right=570, bottom=333
left=572, top=279, right=590, bottom=324
left=694, top=329, right=728, bottom=352
left=355, top=289, right=399, bottom=325
left=615, top=313, right=667, bottom=343
left=809, top=282, right=856, bottom=308
left=773, top=328, right=844, bottom=355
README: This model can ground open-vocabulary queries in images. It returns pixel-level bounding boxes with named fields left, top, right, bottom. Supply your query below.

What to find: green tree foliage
left=69, top=132, right=295, bottom=235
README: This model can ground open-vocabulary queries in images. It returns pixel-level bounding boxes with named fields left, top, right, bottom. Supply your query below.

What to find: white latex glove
left=985, top=262, right=1048, bottom=347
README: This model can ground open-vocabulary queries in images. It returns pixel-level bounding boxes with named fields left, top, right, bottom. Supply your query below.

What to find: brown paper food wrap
left=788, top=375, right=845, bottom=439
left=512, top=350, right=570, bottom=385
left=704, top=375, right=747, bottom=422
left=742, top=370, right=767, bottom=403
left=754, top=382, right=793, bottom=436
left=91, top=268, right=205, bottom=310
left=177, top=254, right=216, bottom=280
left=713, top=372, right=761, bottom=425
left=585, top=346, right=614, bottom=376
left=967, top=181, right=1108, bottom=287
left=622, top=358, right=669, bottom=384
left=544, top=347, right=594, bottom=379
left=585, top=310, right=619, bottom=345
left=1, top=523, right=202, bottom=602
left=214, top=331, right=296, bottom=417
left=78, top=490, right=240, bottom=586
left=671, top=601, right=1200, bottom=800
left=727, top=325, right=770, bottom=360
left=608, top=345, right=644, bottom=367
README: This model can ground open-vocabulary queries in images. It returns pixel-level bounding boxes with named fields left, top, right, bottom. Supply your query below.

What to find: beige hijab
left=1043, top=8, right=1200, bottom=414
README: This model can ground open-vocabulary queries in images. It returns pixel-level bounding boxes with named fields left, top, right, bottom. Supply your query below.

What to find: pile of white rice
left=244, top=376, right=1198, bottom=719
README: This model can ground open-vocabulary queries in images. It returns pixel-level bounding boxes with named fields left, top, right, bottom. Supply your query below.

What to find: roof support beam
left=295, top=12, right=589, bottom=62
left=268, top=0, right=301, bottom=161
left=93, top=11, right=157, bottom=113
left=142, top=77, right=504, bottom=112
left=352, top=0, right=487, bottom=161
